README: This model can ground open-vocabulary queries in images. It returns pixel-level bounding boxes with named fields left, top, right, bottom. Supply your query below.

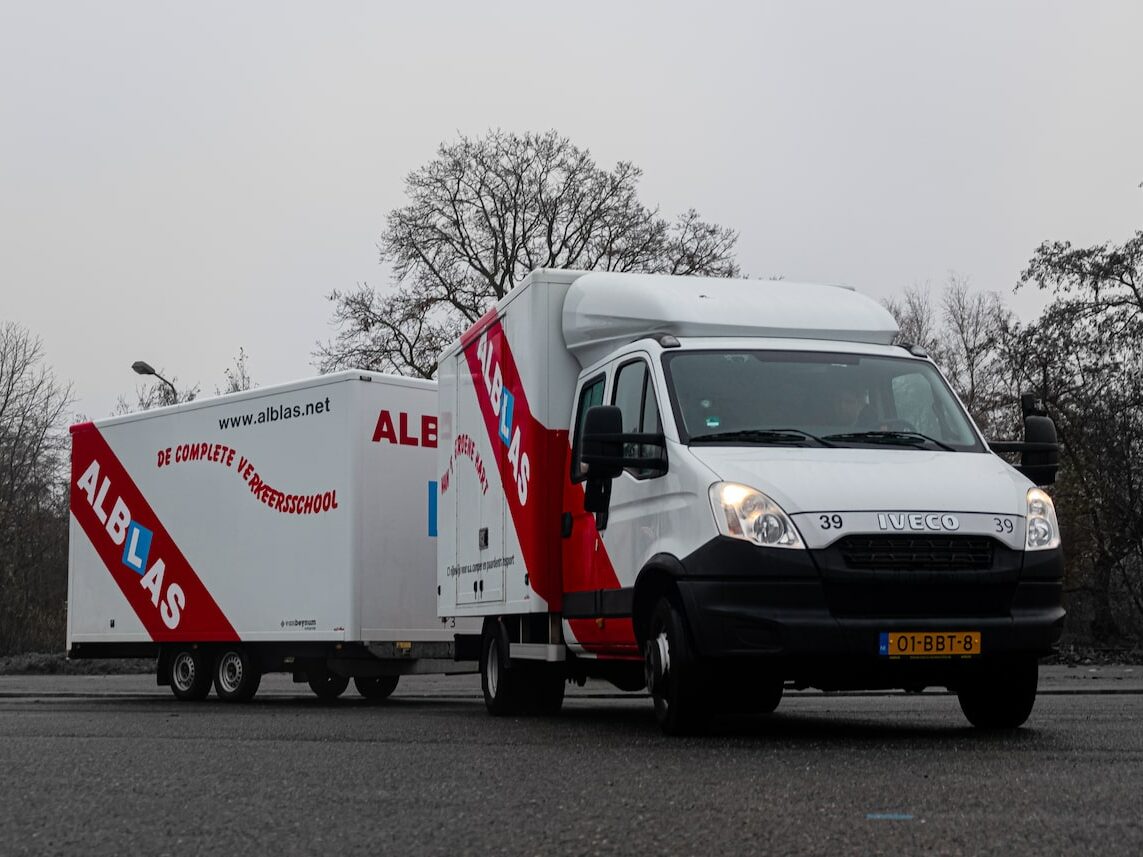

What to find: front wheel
left=957, top=657, right=1038, bottom=729
left=644, top=598, right=708, bottom=735
left=169, top=647, right=212, bottom=701
left=213, top=648, right=261, bottom=702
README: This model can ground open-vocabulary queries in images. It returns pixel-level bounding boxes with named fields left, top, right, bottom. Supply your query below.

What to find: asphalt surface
left=1, top=667, right=1141, bottom=856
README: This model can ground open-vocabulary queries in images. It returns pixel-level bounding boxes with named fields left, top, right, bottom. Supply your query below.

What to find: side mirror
left=580, top=405, right=669, bottom=479
left=989, top=394, right=1059, bottom=486
left=580, top=405, right=625, bottom=481
left=1018, top=415, right=1058, bottom=486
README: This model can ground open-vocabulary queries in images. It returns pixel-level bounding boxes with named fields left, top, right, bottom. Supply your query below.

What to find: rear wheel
left=957, top=657, right=1038, bottom=729
left=354, top=675, right=399, bottom=701
left=213, top=648, right=261, bottom=702
left=169, top=648, right=212, bottom=701
left=523, top=664, right=566, bottom=715
left=481, top=619, right=520, bottom=716
left=644, top=598, right=708, bottom=735
left=308, top=669, right=350, bottom=701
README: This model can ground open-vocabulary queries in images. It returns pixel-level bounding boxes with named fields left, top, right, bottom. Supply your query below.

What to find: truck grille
left=836, top=535, right=995, bottom=572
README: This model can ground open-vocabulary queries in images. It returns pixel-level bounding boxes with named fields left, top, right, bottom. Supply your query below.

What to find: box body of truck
left=438, top=269, right=1065, bottom=731
left=68, top=370, right=477, bottom=701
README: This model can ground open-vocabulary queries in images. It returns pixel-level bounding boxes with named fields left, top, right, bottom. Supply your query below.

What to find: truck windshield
left=662, top=350, right=983, bottom=452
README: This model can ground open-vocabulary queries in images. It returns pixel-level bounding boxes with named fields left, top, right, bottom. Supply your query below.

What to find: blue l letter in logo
left=427, top=481, right=438, bottom=538
left=122, top=521, right=153, bottom=575
left=498, top=389, right=514, bottom=445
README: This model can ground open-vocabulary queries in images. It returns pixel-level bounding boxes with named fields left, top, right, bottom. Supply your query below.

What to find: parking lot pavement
left=0, top=663, right=1139, bottom=700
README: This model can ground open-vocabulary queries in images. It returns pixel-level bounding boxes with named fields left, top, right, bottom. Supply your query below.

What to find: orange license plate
left=879, top=631, right=981, bottom=658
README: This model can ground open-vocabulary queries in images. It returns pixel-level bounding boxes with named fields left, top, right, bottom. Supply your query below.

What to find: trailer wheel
left=645, top=598, right=708, bottom=735
left=481, top=619, right=519, bottom=716
left=213, top=648, right=262, bottom=702
left=957, top=657, right=1038, bottom=730
left=308, top=669, right=350, bottom=701
left=169, top=648, right=212, bottom=701
left=354, top=675, right=399, bottom=701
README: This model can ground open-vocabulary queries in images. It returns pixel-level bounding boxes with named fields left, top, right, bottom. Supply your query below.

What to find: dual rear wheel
left=480, top=619, right=566, bottom=716
left=168, top=646, right=400, bottom=702
left=168, top=646, right=261, bottom=702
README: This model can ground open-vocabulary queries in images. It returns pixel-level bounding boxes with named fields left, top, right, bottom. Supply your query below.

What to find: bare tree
left=884, top=284, right=944, bottom=359
left=1005, top=231, right=1143, bottom=642
left=217, top=347, right=255, bottom=395
left=884, top=276, right=1013, bottom=435
left=317, top=129, right=740, bottom=378
left=0, top=323, right=73, bottom=653
left=113, top=375, right=198, bottom=415
left=939, top=276, right=1013, bottom=436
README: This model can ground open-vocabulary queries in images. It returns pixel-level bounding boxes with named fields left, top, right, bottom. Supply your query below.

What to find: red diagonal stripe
left=70, top=423, right=239, bottom=643
left=461, top=318, right=637, bottom=657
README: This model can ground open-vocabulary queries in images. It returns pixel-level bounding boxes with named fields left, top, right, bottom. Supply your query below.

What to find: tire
left=213, top=648, right=261, bottom=702
left=523, top=664, right=566, bottom=716
left=308, top=669, right=350, bottom=701
left=644, top=597, right=708, bottom=735
left=481, top=619, right=520, bottom=716
left=168, top=647, right=212, bottom=701
left=957, top=657, right=1038, bottom=730
left=354, top=675, right=399, bottom=701
left=743, top=676, right=784, bottom=715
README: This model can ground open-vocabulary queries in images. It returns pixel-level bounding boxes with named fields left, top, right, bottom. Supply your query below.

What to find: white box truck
left=68, top=371, right=479, bottom=701
left=437, top=269, right=1064, bottom=733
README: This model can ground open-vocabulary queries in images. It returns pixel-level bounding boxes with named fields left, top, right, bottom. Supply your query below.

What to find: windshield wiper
left=689, top=428, right=835, bottom=447
left=822, top=430, right=956, bottom=452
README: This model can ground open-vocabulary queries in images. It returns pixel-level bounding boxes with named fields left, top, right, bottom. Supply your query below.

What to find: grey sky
left=2, top=1, right=1141, bottom=420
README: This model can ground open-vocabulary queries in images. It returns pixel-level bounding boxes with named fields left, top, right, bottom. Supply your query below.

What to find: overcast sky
left=2, top=1, right=1141, bottom=420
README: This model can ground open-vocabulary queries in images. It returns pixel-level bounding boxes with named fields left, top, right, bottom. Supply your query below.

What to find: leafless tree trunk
left=0, top=323, right=73, bottom=653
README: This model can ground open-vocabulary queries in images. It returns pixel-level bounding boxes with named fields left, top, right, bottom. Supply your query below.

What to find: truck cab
left=437, top=269, right=1063, bottom=733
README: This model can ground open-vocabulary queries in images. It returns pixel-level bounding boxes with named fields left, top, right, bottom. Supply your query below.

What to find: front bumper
left=676, top=537, right=1065, bottom=668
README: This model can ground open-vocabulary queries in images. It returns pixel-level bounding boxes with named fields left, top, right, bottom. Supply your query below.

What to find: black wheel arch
left=632, top=553, right=687, bottom=647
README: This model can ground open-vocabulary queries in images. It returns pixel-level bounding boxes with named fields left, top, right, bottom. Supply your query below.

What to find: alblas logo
left=475, top=332, right=530, bottom=504
left=76, top=459, right=185, bottom=629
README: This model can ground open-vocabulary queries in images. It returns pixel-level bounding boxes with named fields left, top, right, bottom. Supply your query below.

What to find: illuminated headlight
left=709, top=482, right=804, bottom=549
left=1025, top=487, right=1061, bottom=551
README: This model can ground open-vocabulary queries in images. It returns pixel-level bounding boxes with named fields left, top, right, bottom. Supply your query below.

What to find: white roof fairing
left=561, top=272, right=899, bottom=368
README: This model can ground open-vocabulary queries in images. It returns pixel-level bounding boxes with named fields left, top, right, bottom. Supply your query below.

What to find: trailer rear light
left=709, top=482, right=805, bottom=549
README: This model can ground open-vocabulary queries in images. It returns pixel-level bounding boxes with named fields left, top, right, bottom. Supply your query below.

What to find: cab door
left=562, top=371, right=608, bottom=597
left=599, top=355, right=668, bottom=590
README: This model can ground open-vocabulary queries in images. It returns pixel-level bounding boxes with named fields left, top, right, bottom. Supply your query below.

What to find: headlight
left=1025, top=487, right=1061, bottom=551
left=709, top=482, right=804, bottom=549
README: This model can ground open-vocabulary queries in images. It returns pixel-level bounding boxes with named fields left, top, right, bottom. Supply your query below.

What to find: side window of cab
left=570, top=373, right=606, bottom=483
left=612, top=359, right=664, bottom=480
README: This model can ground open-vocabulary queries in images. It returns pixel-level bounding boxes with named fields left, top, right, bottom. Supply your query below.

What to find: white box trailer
left=68, top=370, right=479, bottom=701
left=438, top=269, right=1064, bottom=732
